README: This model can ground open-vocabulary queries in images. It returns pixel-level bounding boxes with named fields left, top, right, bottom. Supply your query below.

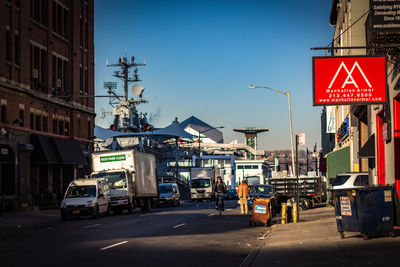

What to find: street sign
left=313, top=56, right=387, bottom=105
left=296, top=133, right=306, bottom=145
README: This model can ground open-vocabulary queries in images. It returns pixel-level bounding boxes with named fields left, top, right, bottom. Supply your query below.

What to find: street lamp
left=248, top=85, right=296, bottom=177
left=197, top=126, right=224, bottom=166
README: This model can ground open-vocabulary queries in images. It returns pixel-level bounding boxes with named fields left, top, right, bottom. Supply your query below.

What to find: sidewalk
left=0, top=209, right=60, bottom=235
left=250, top=207, right=400, bottom=267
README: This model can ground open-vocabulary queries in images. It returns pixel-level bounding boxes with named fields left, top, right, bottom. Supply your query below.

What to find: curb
left=240, top=225, right=275, bottom=267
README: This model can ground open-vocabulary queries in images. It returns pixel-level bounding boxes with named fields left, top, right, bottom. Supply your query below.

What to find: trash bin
left=333, top=186, right=395, bottom=240
left=249, top=197, right=271, bottom=226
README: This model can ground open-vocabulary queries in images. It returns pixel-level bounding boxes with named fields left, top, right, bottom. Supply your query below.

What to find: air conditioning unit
left=33, top=69, right=38, bottom=78
left=57, top=79, right=61, bottom=88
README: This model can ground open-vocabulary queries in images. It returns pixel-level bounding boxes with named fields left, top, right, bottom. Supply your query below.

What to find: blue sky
left=94, top=0, right=334, bottom=150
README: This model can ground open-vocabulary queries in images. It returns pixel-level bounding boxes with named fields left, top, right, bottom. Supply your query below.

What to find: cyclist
left=214, top=176, right=226, bottom=211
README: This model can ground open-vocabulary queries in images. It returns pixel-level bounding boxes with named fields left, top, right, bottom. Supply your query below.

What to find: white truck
left=190, top=167, right=220, bottom=201
left=91, top=150, right=158, bottom=213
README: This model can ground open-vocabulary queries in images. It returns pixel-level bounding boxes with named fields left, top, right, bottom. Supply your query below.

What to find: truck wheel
left=61, top=212, right=68, bottom=221
left=106, top=203, right=111, bottom=216
left=141, top=199, right=151, bottom=212
left=93, top=205, right=100, bottom=219
left=301, top=198, right=311, bottom=210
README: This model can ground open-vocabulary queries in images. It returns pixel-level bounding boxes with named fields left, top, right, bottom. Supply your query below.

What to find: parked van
left=158, top=183, right=180, bottom=207
left=60, top=178, right=111, bottom=220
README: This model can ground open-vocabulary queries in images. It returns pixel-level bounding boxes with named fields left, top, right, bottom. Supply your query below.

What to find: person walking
left=237, top=180, right=249, bottom=214
left=214, top=176, right=226, bottom=210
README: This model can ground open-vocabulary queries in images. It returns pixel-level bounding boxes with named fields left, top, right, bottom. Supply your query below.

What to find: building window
left=59, top=120, right=64, bottom=135
left=15, top=33, right=20, bottom=65
left=65, top=121, right=70, bottom=136
left=0, top=105, right=6, bottom=123
left=252, top=165, right=259, bottom=169
left=80, top=18, right=83, bottom=46
left=30, top=112, right=34, bottom=130
left=40, top=50, right=47, bottom=92
left=19, top=109, right=24, bottom=127
left=35, top=114, right=41, bottom=131
left=78, top=118, right=81, bottom=137
left=88, top=121, right=91, bottom=138
left=41, top=0, right=47, bottom=26
left=64, top=8, right=68, bottom=39
left=6, top=29, right=11, bottom=61
left=84, top=21, right=88, bottom=49
left=237, top=166, right=243, bottom=170
left=42, top=116, right=48, bottom=132
left=33, top=0, right=40, bottom=22
left=52, top=119, right=57, bottom=134
left=244, top=166, right=252, bottom=169
left=52, top=55, right=56, bottom=91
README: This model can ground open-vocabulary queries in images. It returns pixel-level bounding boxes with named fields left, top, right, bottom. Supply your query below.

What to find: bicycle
left=215, top=192, right=224, bottom=216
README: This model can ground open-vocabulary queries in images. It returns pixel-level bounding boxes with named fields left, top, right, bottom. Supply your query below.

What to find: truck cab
left=91, top=169, right=135, bottom=213
left=190, top=177, right=213, bottom=201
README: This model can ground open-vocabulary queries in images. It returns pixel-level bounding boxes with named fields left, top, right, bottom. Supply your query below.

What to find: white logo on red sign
left=328, top=61, right=372, bottom=89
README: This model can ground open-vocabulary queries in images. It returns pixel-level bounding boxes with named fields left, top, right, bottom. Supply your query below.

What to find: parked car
left=332, top=172, right=369, bottom=190
left=224, top=189, right=238, bottom=200
left=60, top=178, right=111, bottom=220
left=248, top=184, right=277, bottom=217
left=158, top=183, right=180, bottom=207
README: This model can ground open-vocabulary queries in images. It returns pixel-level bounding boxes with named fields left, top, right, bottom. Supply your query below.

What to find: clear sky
left=94, top=0, right=334, bottom=151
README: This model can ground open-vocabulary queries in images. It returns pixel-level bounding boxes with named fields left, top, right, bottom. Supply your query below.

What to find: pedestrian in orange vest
left=237, top=180, right=249, bottom=214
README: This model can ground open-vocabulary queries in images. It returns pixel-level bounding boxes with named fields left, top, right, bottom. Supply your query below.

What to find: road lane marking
left=227, top=208, right=232, bottom=211
left=81, top=223, right=102, bottom=229
left=173, top=223, right=186, bottom=228
left=99, top=241, right=128, bottom=251
left=139, top=214, right=151, bottom=217
left=207, top=214, right=215, bottom=217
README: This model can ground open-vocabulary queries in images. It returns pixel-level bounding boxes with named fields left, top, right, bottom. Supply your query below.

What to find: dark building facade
left=0, top=0, right=95, bottom=211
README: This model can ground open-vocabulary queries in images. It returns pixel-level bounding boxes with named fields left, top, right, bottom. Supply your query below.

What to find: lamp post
left=248, top=85, right=296, bottom=177
left=197, top=126, right=224, bottom=166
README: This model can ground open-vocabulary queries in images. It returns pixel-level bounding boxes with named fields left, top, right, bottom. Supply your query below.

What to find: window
left=41, top=50, right=47, bottom=92
left=0, top=105, right=6, bottom=123
left=244, top=166, right=252, bottom=169
left=6, top=29, right=11, bottom=61
left=15, top=34, right=20, bottom=65
left=80, top=18, right=83, bottom=46
left=237, top=166, right=243, bottom=170
left=77, top=118, right=81, bottom=137
left=41, top=0, right=47, bottom=26
left=65, top=121, right=69, bottom=136
left=52, top=119, right=57, bottom=134
left=87, top=121, right=91, bottom=138
left=84, top=21, right=88, bottom=49
left=63, top=60, right=67, bottom=94
left=354, top=175, right=369, bottom=186
left=35, top=114, right=41, bottom=131
left=59, top=120, right=64, bottom=135
left=42, top=116, right=48, bottom=132
left=252, top=165, right=259, bottom=169
left=33, top=0, right=40, bottom=22
left=64, top=8, right=68, bottom=39
left=30, top=112, right=35, bottom=130
left=52, top=55, right=56, bottom=90
left=19, top=110, right=24, bottom=127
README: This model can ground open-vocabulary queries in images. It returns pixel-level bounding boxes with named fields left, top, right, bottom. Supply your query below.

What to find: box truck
left=91, top=150, right=158, bottom=213
left=190, top=167, right=220, bottom=201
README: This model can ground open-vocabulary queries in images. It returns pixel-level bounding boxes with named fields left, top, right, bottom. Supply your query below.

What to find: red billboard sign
left=313, top=56, right=387, bottom=106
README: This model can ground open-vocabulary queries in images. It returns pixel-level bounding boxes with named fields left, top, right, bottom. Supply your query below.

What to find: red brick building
left=0, top=0, right=95, bottom=211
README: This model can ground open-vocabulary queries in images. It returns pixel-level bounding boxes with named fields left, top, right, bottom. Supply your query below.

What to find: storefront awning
left=52, top=138, right=86, bottom=165
left=359, top=134, right=375, bottom=158
left=31, top=135, right=62, bottom=164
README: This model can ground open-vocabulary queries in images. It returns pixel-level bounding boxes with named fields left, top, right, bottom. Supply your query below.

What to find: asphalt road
left=0, top=200, right=269, bottom=267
